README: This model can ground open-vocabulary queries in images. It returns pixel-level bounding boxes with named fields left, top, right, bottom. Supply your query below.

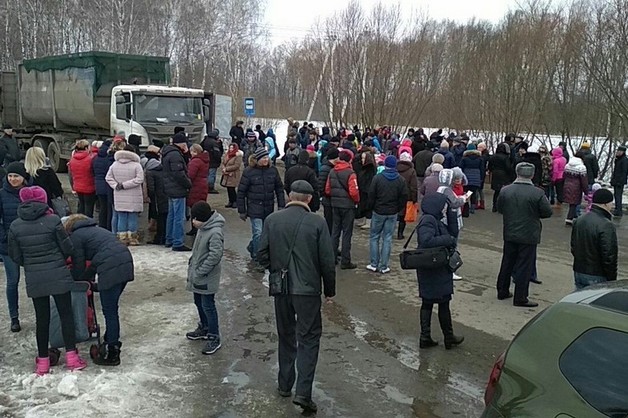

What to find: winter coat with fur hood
left=563, top=157, right=589, bottom=205
left=105, top=150, right=144, bottom=212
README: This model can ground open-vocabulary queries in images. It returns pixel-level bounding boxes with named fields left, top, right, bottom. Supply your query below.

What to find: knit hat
left=440, top=140, right=449, bottom=149
left=172, top=132, right=187, bottom=144
left=6, top=162, right=29, bottom=181
left=326, top=148, right=339, bottom=160
left=291, top=180, right=314, bottom=195
left=339, top=149, right=354, bottom=162
left=516, top=162, right=535, bottom=179
left=384, top=155, right=397, bottom=169
left=399, top=152, right=412, bottom=162
left=431, top=163, right=444, bottom=173
left=592, top=188, right=613, bottom=204
left=191, top=201, right=214, bottom=222
left=246, top=131, right=257, bottom=139
left=438, top=169, right=454, bottom=186
left=19, top=186, right=47, bottom=204
left=254, top=147, right=269, bottom=160
left=306, top=144, right=316, bottom=152
left=466, top=143, right=477, bottom=151
left=128, top=134, right=141, bottom=146
left=581, top=141, right=591, bottom=149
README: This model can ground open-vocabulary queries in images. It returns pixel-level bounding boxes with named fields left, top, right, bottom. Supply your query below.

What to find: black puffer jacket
left=33, top=167, right=64, bottom=207
left=581, top=149, right=600, bottom=185
left=161, top=145, right=192, bottom=198
left=318, top=162, right=334, bottom=207
left=367, top=171, right=408, bottom=216
left=258, top=203, right=336, bottom=297
left=8, top=202, right=74, bottom=298
left=413, top=149, right=434, bottom=177
left=92, top=143, right=114, bottom=196
left=488, top=144, right=514, bottom=190
left=0, top=135, right=21, bottom=166
left=521, top=152, right=543, bottom=187
left=610, top=154, right=628, bottom=187
left=0, top=181, right=23, bottom=255
left=497, top=180, right=553, bottom=245
left=237, top=164, right=285, bottom=219
left=284, top=151, right=320, bottom=212
left=145, top=161, right=169, bottom=214
left=68, top=218, right=134, bottom=290
left=571, top=206, right=617, bottom=281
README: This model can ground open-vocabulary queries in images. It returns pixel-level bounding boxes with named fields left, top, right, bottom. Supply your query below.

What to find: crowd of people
left=0, top=120, right=623, bottom=413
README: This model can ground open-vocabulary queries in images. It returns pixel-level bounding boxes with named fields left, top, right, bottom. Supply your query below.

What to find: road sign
left=244, top=97, right=255, bottom=116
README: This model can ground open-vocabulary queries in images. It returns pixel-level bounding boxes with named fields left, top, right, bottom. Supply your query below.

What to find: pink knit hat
left=19, top=186, right=48, bottom=204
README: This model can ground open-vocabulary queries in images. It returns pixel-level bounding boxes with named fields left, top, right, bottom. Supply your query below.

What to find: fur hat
left=581, top=141, right=591, bottom=149
left=440, top=140, right=449, bottom=149
left=191, top=201, right=214, bottom=222
left=432, top=153, right=445, bottom=164
left=431, top=163, right=444, bottom=173
left=516, top=162, right=535, bottom=179
left=592, top=188, right=613, bottom=204
left=399, top=152, right=412, bottom=162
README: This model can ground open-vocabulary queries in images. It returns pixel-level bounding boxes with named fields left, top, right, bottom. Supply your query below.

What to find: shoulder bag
left=268, top=213, right=307, bottom=296
left=399, top=225, right=451, bottom=270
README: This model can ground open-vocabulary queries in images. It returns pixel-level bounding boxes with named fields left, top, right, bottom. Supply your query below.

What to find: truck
left=0, top=51, right=233, bottom=172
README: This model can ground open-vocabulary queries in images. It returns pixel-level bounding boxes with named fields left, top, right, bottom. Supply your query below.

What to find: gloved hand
left=115, top=183, right=124, bottom=191
left=239, top=213, right=247, bottom=222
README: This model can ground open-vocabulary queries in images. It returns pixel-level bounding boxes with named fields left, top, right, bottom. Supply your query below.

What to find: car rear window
left=559, top=328, right=628, bottom=418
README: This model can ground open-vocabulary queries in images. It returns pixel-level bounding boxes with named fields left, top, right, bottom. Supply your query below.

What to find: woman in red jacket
left=186, top=144, right=209, bottom=235
left=68, top=140, right=96, bottom=217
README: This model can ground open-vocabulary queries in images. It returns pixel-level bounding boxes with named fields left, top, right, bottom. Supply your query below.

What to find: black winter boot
left=438, top=303, right=464, bottom=350
left=397, top=221, right=406, bottom=240
left=419, top=307, right=438, bottom=349
left=93, top=343, right=121, bottom=366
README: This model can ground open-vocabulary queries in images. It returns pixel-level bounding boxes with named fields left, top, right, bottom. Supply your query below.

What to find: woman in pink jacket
left=551, top=147, right=567, bottom=206
left=105, top=146, right=144, bottom=245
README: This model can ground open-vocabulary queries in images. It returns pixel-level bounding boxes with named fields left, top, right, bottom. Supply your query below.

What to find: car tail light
left=484, top=352, right=505, bottom=406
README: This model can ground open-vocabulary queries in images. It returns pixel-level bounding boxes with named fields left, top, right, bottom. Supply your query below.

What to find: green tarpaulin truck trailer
left=0, top=51, right=232, bottom=171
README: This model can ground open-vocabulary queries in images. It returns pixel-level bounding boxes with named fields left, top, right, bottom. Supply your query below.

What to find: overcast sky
left=264, top=0, right=524, bottom=46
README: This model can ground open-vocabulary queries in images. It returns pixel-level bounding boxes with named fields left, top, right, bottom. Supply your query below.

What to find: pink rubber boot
left=35, top=357, right=50, bottom=376
left=65, top=349, right=87, bottom=371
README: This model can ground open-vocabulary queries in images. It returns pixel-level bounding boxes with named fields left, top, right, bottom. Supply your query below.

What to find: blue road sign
left=244, top=97, right=255, bottom=116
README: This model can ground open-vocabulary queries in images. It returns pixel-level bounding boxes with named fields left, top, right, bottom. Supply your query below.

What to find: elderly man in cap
left=257, top=180, right=336, bottom=414
left=237, top=147, right=285, bottom=270
left=162, top=131, right=193, bottom=251
left=496, top=162, right=552, bottom=307
left=571, top=188, right=618, bottom=289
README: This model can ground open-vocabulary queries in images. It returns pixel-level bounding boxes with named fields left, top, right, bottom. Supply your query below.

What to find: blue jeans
left=207, top=167, right=217, bottom=189
left=194, top=293, right=219, bottom=338
left=2, top=254, right=20, bottom=319
left=100, top=283, right=127, bottom=345
left=369, top=213, right=397, bottom=270
left=112, top=209, right=118, bottom=234
left=574, top=272, right=607, bottom=290
left=249, top=218, right=264, bottom=261
left=166, top=198, right=186, bottom=247
left=116, top=211, right=139, bottom=233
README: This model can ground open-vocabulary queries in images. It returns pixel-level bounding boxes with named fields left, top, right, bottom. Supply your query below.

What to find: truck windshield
left=133, top=94, right=202, bottom=124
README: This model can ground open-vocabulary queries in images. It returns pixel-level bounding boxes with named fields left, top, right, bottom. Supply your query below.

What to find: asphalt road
left=1, top=175, right=626, bottom=417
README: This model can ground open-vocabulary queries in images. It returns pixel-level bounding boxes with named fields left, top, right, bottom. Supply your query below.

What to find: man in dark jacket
left=413, top=143, right=434, bottom=193
left=146, top=155, right=169, bottom=245
left=318, top=147, right=338, bottom=234
left=257, top=180, right=335, bottom=414
left=579, top=142, right=599, bottom=186
left=451, top=137, right=466, bottom=167
left=571, top=188, right=617, bottom=289
left=229, top=121, right=245, bottom=143
left=285, top=151, right=320, bottom=212
left=201, top=130, right=224, bottom=194
left=255, top=124, right=266, bottom=142
left=92, top=141, right=115, bottom=230
left=0, top=125, right=21, bottom=167
left=324, top=149, right=360, bottom=269
left=496, top=162, right=552, bottom=307
left=366, top=156, right=408, bottom=274
left=610, top=145, right=628, bottom=217
left=237, top=148, right=285, bottom=269
left=161, top=132, right=192, bottom=252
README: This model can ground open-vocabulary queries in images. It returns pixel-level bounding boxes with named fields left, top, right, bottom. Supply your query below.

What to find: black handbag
left=268, top=214, right=306, bottom=296
left=399, top=226, right=451, bottom=270
left=448, top=250, right=463, bottom=272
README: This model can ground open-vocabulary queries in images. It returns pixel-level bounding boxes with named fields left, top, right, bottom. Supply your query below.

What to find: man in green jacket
left=258, top=180, right=336, bottom=414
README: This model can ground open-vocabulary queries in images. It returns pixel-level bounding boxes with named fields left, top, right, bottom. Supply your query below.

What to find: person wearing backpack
left=201, top=130, right=224, bottom=195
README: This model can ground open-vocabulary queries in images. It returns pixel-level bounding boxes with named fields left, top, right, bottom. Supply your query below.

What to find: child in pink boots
left=8, top=185, right=87, bottom=375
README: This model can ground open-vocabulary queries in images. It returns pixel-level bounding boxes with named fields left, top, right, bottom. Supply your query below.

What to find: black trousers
left=323, top=205, right=333, bottom=235
left=496, top=241, right=536, bottom=303
left=274, top=295, right=322, bottom=400
left=227, top=187, right=237, bottom=204
left=154, top=212, right=167, bottom=244
left=492, top=186, right=503, bottom=209
left=331, top=207, right=355, bottom=264
left=32, top=292, right=76, bottom=357
left=614, top=185, right=624, bottom=214
left=78, top=193, right=97, bottom=218
left=567, top=204, right=578, bottom=220
left=97, top=194, right=113, bottom=231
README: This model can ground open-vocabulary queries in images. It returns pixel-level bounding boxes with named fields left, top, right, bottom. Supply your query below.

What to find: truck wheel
left=33, top=139, right=49, bottom=154
left=48, top=142, right=68, bottom=173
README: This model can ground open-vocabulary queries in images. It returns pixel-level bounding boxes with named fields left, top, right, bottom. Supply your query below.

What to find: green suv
left=482, top=281, right=628, bottom=418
